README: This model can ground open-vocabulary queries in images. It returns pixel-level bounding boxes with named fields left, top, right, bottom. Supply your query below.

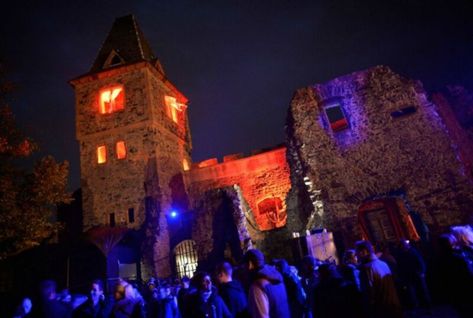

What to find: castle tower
left=70, top=15, right=192, bottom=277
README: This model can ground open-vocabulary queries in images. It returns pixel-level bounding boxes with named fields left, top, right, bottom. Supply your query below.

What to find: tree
left=0, top=62, right=71, bottom=259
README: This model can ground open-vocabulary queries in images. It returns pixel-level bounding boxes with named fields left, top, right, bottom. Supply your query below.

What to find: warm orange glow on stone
left=116, top=141, right=126, bottom=159
left=183, top=158, right=190, bottom=171
left=164, top=95, right=185, bottom=123
left=97, top=145, right=107, bottom=164
left=99, top=86, right=124, bottom=114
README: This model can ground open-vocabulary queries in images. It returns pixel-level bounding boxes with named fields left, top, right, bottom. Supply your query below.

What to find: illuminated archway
left=174, top=240, right=198, bottom=278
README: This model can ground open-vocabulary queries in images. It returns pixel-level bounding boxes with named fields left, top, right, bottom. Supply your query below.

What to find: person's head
left=114, top=280, right=133, bottom=300
left=343, top=249, right=358, bottom=265
left=90, top=280, right=104, bottom=303
left=215, top=262, right=233, bottom=283
left=355, top=240, right=374, bottom=262
left=15, top=298, right=33, bottom=316
left=300, top=255, right=317, bottom=277
left=244, top=249, right=265, bottom=271
left=194, top=272, right=212, bottom=292
left=451, top=225, right=473, bottom=248
left=438, top=233, right=457, bottom=254
left=274, top=259, right=290, bottom=275
left=181, top=276, right=190, bottom=289
left=159, top=284, right=171, bottom=299
left=39, top=280, right=57, bottom=300
left=318, top=263, right=340, bottom=281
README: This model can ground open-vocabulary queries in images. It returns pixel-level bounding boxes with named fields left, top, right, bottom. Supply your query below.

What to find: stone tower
left=70, top=15, right=192, bottom=277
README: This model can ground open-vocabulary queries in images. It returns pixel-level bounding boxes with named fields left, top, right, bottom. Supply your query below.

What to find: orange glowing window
left=257, top=197, right=283, bottom=216
left=183, top=159, right=190, bottom=171
left=99, top=86, right=124, bottom=114
left=97, top=145, right=107, bottom=164
left=164, top=95, right=185, bottom=123
left=116, top=141, right=126, bottom=159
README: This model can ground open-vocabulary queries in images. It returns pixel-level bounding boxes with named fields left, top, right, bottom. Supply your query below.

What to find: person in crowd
left=243, top=249, right=289, bottom=318
left=339, top=249, right=361, bottom=291
left=36, top=280, right=72, bottom=318
left=13, top=297, right=33, bottom=318
left=157, top=284, right=179, bottom=318
left=215, top=261, right=249, bottom=318
left=72, top=279, right=112, bottom=318
left=176, top=276, right=193, bottom=317
left=110, top=280, right=144, bottom=318
left=355, top=240, right=402, bottom=318
left=273, top=259, right=306, bottom=318
left=396, top=239, right=431, bottom=309
left=436, top=233, right=473, bottom=317
left=186, top=271, right=231, bottom=318
left=311, top=263, right=362, bottom=318
left=451, top=225, right=473, bottom=265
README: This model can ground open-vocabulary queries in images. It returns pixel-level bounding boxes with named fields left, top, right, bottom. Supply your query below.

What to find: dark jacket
left=110, top=298, right=144, bottom=318
left=72, top=297, right=113, bottom=318
left=218, top=281, right=249, bottom=318
left=187, top=288, right=231, bottom=318
left=248, top=265, right=290, bottom=318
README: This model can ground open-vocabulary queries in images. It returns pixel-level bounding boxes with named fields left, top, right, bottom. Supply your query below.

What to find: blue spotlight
left=170, top=210, right=178, bottom=218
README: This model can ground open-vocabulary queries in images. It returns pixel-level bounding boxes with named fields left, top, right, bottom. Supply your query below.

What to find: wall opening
left=174, top=240, right=198, bottom=278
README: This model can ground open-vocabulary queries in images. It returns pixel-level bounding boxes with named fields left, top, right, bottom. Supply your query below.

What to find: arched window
left=174, top=240, right=198, bottom=278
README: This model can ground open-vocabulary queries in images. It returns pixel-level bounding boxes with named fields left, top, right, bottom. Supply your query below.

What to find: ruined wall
left=185, top=147, right=294, bottom=259
left=287, top=66, right=473, bottom=245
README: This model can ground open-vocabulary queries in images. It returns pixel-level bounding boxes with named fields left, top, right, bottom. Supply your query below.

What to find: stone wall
left=184, top=146, right=294, bottom=260
left=287, top=66, right=473, bottom=246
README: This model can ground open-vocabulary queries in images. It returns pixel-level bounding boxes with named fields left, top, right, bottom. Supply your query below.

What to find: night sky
left=2, top=0, right=473, bottom=190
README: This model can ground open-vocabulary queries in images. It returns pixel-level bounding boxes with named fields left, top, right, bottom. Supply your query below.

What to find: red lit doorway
left=358, top=198, right=419, bottom=244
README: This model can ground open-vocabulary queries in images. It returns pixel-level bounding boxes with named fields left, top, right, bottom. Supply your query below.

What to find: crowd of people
left=11, top=225, right=473, bottom=318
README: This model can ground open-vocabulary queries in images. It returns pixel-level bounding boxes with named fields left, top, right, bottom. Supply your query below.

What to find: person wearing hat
left=243, top=249, right=290, bottom=318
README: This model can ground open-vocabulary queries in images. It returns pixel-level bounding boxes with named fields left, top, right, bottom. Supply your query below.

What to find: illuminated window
left=324, top=103, right=349, bottom=132
left=257, top=197, right=283, bottom=216
left=174, top=240, right=198, bottom=278
left=183, top=159, right=190, bottom=171
left=97, top=145, right=107, bottom=164
left=116, top=141, right=126, bottom=159
left=164, top=95, right=185, bottom=123
left=99, top=86, right=124, bottom=114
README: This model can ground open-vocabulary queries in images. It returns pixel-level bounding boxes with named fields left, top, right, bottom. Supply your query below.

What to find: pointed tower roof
left=90, top=14, right=164, bottom=74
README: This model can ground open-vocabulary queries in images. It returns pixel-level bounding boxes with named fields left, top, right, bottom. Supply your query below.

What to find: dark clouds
left=1, top=0, right=473, bottom=190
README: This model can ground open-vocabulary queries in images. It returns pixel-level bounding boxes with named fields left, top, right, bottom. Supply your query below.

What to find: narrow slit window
left=99, top=86, right=124, bottom=114
left=97, top=145, right=107, bottom=164
left=128, top=208, right=135, bottom=223
left=325, top=103, right=349, bottom=131
left=109, top=213, right=116, bottom=227
left=116, top=141, right=126, bottom=159
left=390, top=106, right=417, bottom=118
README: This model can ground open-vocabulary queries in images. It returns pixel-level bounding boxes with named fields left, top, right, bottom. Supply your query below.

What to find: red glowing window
left=257, top=197, right=283, bottom=216
left=182, top=159, right=190, bottom=171
left=116, top=141, right=126, bottom=159
left=325, top=103, right=348, bottom=132
left=97, top=145, right=107, bottom=164
left=99, top=86, right=124, bottom=114
left=164, top=95, right=185, bottom=123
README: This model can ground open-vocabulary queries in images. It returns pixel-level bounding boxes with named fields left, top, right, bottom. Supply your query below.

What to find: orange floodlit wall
left=99, top=86, right=124, bottom=114
left=185, top=146, right=291, bottom=231
left=116, top=141, right=126, bottom=159
left=97, top=145, right=107, bottom=164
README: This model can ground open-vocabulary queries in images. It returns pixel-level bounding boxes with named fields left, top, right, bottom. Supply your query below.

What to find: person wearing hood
left=187, top=271, right=231, bottom=318
left=215, top=262, right=249, bottom=318
left=243, top=249, right=290, bottom=318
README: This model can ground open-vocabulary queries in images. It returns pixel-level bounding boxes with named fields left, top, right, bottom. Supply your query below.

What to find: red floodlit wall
left=185, top=146, right=291, bottom=231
